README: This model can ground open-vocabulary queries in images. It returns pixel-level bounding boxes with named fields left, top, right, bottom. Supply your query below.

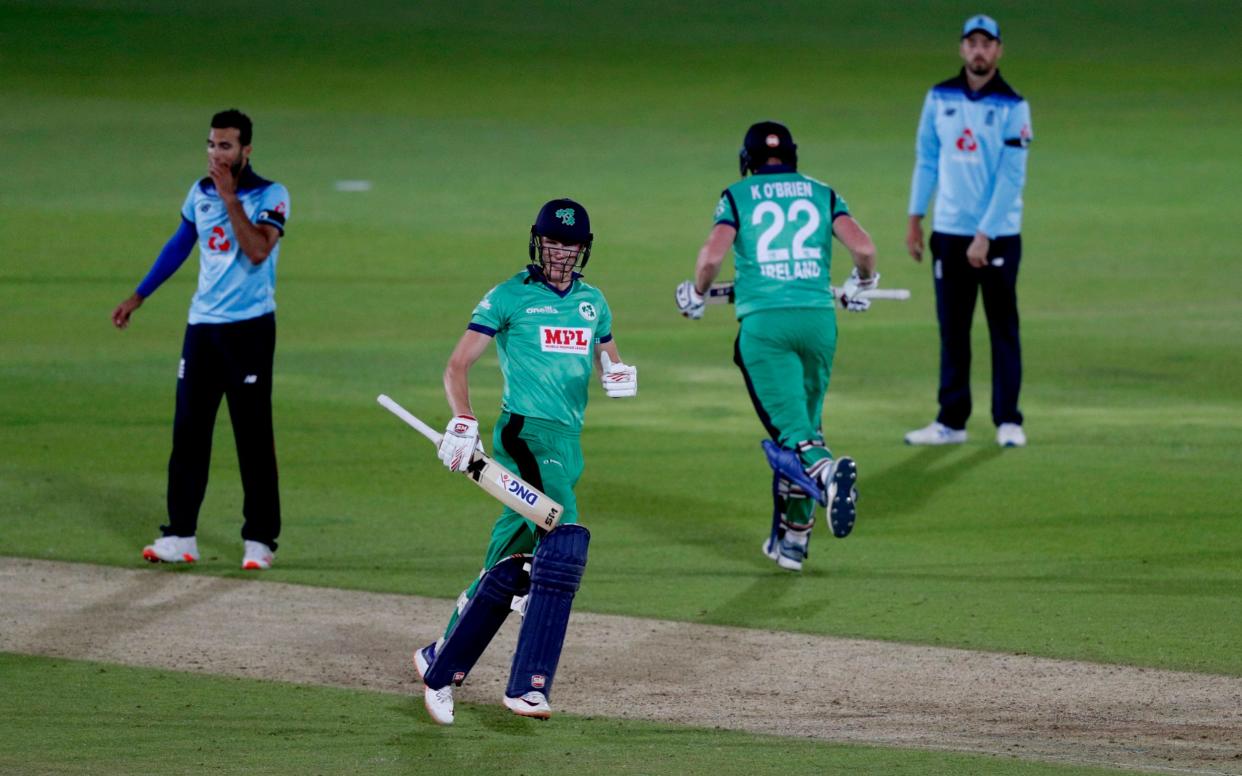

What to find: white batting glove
left=437, top=415, right=480, bottom=472
left=838, top=269, right=879, bottom=313
left=674, top=280, right=705, bottom=320
left=599, top=352, right=637, bottom=398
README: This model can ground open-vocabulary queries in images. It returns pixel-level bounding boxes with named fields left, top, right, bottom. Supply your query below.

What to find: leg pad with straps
left=424, top=554, right=530, bottom=689
left=506, top=524, right=590, bottom=700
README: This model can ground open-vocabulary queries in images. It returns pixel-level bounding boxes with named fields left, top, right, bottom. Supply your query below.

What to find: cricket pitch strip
left=2, top=557, right=1239, bottom=774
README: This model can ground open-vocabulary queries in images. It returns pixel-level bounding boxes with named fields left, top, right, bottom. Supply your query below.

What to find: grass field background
left=0, top=654, right=1145, bottom=776
left=1, top=1, right=1240, bottom=772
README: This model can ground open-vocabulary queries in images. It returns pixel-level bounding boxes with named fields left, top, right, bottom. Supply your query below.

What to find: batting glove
left=838, top=269, right=879, bottom=313
left=599, top=352, right=637, bottom=398
left=675, top=280, right=705, bottom=320
left=437, top=415, right=480, bottom=472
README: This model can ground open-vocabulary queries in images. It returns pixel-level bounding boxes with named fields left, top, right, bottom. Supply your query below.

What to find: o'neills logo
left=540, top=326, right=591, bottom=354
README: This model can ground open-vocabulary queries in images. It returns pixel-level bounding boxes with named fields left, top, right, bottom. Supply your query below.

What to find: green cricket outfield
left=1, top=1, right=1239, bottom=773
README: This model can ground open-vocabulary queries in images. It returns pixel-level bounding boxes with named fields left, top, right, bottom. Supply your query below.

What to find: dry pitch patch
left=2, top=557, right=1239, bottom=774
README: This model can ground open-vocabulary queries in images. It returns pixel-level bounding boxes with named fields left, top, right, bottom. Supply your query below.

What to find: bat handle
left=377, top=394, right=443, bottom=446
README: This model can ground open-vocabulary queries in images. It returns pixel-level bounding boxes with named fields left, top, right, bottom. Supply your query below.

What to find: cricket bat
left=704, top=281, right=911, bottom=305
left=377, top=394, right=563, bottom=531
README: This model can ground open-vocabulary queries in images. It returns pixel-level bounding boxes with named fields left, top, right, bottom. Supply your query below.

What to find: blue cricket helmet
left=529, top=198, right=593, bottom=270
left=739, top=121, right=797, bottom=176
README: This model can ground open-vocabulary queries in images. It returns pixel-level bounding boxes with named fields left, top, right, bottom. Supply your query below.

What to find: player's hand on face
left=838, top=268, right=879, bottom=313
left=674, top=280, right=704, bottom=319
left=966, top=233, right=990, bottom=268
left=599, top=352, right=637, bottom=398
left=209, top=159, right=238, bottom=199
left=437, top=415, right=480, bottom=472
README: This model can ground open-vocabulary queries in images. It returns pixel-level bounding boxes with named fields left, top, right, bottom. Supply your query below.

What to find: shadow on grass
left=863, top=446, right=1002, bottom=519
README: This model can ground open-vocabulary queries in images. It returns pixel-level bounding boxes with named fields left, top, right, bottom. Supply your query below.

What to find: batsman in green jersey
left=414, top=198, right=637, bottom=726
left=675, top=121, right=880, bottom=572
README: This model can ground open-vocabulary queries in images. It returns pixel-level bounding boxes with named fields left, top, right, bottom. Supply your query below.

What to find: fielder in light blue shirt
left=178, top=165, right=288, bottom=323
left=112, top=109, right=289, bottom=571
left=904, top=14, right=1033, bottom=449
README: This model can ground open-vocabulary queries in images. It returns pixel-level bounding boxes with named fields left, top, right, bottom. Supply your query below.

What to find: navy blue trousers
left=931, top=232, right=1023, bottom=430
left=163, top=313, right=281, bottom=549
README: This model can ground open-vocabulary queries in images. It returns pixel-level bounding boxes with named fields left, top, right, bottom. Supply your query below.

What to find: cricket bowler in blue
left=905, top=15, right=1033, bottom=449
left=112, top=109, right=289, bottom=570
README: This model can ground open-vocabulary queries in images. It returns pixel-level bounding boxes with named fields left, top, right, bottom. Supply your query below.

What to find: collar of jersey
left=524, top=264, right=581, bottom=298
left=949, top=67, right=1016, bottom=101
left=754, top=163, right=797, bottom=175
left=198, top=165, right=273, bottom=195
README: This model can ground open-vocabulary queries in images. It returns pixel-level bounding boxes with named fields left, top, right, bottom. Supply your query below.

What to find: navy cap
left=532, top=198, right=592, bottom=245
left=961, top=14, right=1000, bottom=41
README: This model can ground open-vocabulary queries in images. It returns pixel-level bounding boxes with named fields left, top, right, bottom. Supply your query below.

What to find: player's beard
left=968, top=58, right=994, bottom=76
left=230, top=154, right=247, bottom=178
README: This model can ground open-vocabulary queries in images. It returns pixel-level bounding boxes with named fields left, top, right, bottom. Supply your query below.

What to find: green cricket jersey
left=714, top=165, right=851, bottom=318
left=468, top=268, right=613, bottom=431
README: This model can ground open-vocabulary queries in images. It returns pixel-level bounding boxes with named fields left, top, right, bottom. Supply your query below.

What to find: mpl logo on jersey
left=498, top=473, right=539, bottom=506
left=540, top=326, right=591, bottom=354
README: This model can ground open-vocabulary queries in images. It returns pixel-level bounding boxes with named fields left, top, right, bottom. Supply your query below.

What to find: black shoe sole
left=828, top=458, right=858, bottom=538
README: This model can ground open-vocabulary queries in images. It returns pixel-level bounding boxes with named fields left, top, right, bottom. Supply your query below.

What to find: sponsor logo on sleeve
left=540, top=326, right=592, bottom=354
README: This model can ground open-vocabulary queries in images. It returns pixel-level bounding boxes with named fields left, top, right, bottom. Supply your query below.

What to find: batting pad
left=506, top=524, right=590, bottom=700
left=762, top=439, right=827, bottom=507
left=424, top=555, right=530, bottom=690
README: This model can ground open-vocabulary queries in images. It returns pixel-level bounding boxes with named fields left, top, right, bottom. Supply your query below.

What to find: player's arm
left=970, top=101, right=1033, bottom=267
left=833, top=215, right=880, bottom=312
left=833, top=216, right=877, bottom=279
left=437, top=328, right=493, bottom=472
left=210, top=161, right=280, bottom=265
left=443, top=329, right=492, bottom=418
left=676, top=223, right=736, bottom=319
left=112, top=217, right=199, bottom=329
left=907, top=91, right=940, bottom=262
left=694, top=223, right=737, bottom=294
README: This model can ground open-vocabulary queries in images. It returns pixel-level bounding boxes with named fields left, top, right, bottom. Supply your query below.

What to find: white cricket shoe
left=142, top=535, right=199, bottom=564
left=413, top=643, right=436, bottom=682
left=904, top=422, right=967, bottom=446
left=503, top=691, right=552, bottom=720
left=997, top=423, right=1027, bottom=448
left=424, top=684, right=455, bottom=725
left=241, top=540, right=274, bottom=570
left=761, top=536, right=800, bottom=571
